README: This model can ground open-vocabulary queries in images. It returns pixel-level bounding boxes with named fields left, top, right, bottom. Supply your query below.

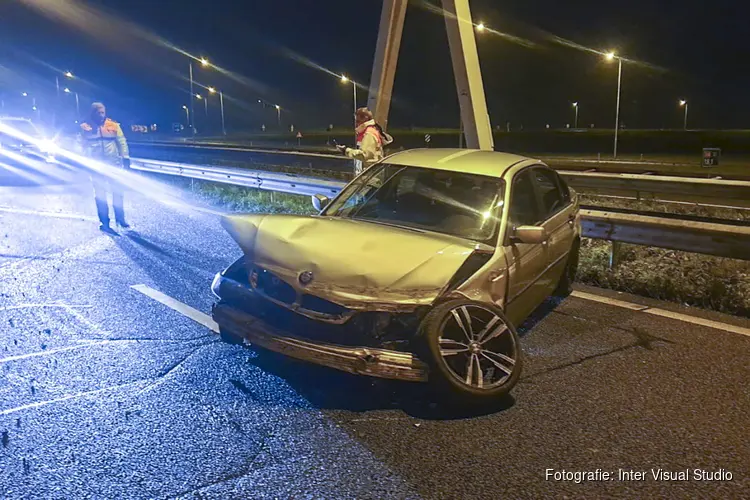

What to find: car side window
left=508, top=170, right=539, bottom=227
left=532, top=167, right=566, bottom=220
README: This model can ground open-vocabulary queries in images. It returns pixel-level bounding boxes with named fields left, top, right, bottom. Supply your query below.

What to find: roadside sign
left=424, top=134, right=431, bottom=147
left=702, top=148, right=721, bottom=167
left=296, top=131, right=302, bottom=138
left=172, top=123, right=183, bottom=132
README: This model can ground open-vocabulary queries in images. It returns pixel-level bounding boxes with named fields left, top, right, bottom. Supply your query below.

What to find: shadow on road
left=517, top=296, right=564, bottom=336
left=237, top=348, right=515, bottom=420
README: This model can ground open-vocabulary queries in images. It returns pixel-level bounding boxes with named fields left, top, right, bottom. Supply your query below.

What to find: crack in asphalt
left=134, top=340, right=217, bottom=396
left=521, top=324, right=674, bottom=383
left=552, top=308, right=676, bottom=345
left=0, top=340, right=218, bottom=416
left=166, top=429, right=275, bottom=499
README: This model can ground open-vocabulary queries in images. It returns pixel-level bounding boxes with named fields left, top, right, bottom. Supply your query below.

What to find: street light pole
left=680, top=100, right=688, bottom=130
left=182, top=106, right=190, bottom=130
left=220, top=91, right=226, bottom=135
left=572, top=102, right=579, bottom=129
left=341, top=75, right=358, bottom=143
left=613, top=57, right=622, bottom=158
left=189, top=62, right=195, bottom=136
left=353, top=81, right=357, bottom=136
left=605, top=52, right=623, bottom=158
left=275, top=105, right=281, bottom=128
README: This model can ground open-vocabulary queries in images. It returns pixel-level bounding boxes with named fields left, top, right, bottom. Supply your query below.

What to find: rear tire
left=554, top=239, right=580, bottom=297
left=418, top=299, right=522, bottom=403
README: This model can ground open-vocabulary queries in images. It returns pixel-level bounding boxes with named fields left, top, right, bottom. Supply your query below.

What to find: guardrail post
left=608, top=241, right=622, bottom=269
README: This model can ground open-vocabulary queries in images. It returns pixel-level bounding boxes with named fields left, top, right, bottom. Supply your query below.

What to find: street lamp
left=195, top=93, right=207, bottom=117
left=274, top=104, right=281, bottom=128
left=475, top=23, right=485, bottom=32
left=340, top=74, right=357, bottom=142
left=605, top=51, right=623, bottom=158
left=679, top=99, right=688, bottom=130
left=189, top=57, right=210, bottom=136
left=53, top=70, right=75, bottom=127
left=572, top=102, right=579, bottom=129
left=64, top=87, right=80, bottom=117
left=208, top=87, right=226, bottom=135
left=182, top=105, right=190, bottom=129
left=21, top=92, right=28, bottom=97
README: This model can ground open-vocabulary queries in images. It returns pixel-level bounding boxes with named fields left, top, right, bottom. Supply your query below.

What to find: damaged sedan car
left=211, top=149, right=580, bottom=402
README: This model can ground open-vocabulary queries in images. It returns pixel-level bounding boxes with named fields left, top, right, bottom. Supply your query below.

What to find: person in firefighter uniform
left=337, top=107, right=393, bottom=175
left=80, top=102, right=131, bottom=233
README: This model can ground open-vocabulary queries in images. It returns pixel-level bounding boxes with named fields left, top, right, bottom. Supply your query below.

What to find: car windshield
left=324, top=163, right=505, bottom=244
left=0, top=120, right=40, bottom=139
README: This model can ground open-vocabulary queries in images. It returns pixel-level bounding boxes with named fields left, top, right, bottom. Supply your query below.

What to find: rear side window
left=509, top=170, right=539, bottom=227
left=532, top=167, right=567, bottom=219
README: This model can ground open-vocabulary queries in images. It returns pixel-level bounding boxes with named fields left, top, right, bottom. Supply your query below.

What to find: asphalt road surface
left=1, top=157, right=749, bottom=499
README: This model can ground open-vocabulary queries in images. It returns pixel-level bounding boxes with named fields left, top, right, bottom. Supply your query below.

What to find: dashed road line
left=131, top=284, right=219, bottom=333
left=571, top=290, right=750, bottom=337
left=0, top=206, right=97, bottom=221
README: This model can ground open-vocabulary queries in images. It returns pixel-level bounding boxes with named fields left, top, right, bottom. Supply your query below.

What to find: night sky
left=0, top=0, right=746, bottom=132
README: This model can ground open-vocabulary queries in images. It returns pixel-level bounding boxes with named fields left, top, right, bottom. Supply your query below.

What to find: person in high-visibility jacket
left=337, top=107, right=393, bottom=175
left=79, top=102, right=131, bottom=233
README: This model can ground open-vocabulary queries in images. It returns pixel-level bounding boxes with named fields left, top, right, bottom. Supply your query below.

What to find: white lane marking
left=0, top=303, right=93, bottom=312
left=0, top=206, right=98, bottom=221
left=0, top=379, right=147, bottom=416
left=571, top=290, right=750, bottom=337
left=0, top=233, right=113, bottom=274
left=0, top=341, right=113, bottom=365
left=571, top=291, right=650, bottom=311
left=131, top=284, right=219, bottom=333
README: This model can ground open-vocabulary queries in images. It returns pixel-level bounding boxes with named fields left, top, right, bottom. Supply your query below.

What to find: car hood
left=222, top=214, right=485, bottom=310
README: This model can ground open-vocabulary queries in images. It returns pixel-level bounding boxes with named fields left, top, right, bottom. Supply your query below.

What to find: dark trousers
left=91, top=173, right=125, bottom=225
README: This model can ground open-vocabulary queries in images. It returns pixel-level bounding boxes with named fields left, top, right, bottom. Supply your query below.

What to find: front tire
left=418, top=299, right=522, bottom=402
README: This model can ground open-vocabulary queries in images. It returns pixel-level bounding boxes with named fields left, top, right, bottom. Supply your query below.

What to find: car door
left=503, top=169, right=550, bottom=325
left=530, top=166, right=576, bottom=292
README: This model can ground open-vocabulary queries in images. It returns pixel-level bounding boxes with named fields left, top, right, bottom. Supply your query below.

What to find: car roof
left=384, top=148, right=537, bottom=178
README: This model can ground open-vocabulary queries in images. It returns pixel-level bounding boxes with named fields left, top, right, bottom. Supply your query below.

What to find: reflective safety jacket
left=345, top=119, right=393, bottom=175
left=79, top=118, right=129, bottom=166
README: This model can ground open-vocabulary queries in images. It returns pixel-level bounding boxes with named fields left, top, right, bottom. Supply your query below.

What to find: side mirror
left=512, top=225, right=548, bottom=244
left=312, top=194, right=330, bottom=212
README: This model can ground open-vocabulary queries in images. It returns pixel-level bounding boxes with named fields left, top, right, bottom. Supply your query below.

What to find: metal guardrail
left=561, top=171, right=750, bottom=209
left=131, top=157, right=344, bottom=197
left=131, top=157, right=750, bottom=261
left=580, top=209, right=750, bottom=261
left=131, top=142, right=750, bottom=210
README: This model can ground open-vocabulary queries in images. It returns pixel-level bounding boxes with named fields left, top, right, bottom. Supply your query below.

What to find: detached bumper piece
left=213, top=303, right=428, bottom=382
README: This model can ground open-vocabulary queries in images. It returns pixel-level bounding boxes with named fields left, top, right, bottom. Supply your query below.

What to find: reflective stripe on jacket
left=79, top=118, right=129, bottom=166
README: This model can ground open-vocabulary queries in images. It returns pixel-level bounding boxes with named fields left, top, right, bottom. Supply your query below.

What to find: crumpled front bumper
left=212, top=303, right=429, bottom=382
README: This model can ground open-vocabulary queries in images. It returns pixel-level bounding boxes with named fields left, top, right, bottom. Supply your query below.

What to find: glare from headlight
left=39, top=140, right=59, bottom=154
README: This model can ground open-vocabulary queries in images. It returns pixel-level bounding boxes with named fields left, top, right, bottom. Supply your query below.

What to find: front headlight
left=38, top=140, right=59, bottom=155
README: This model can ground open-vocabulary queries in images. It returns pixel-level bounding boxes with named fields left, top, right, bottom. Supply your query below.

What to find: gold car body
left=221, top=148, right=580, bottom=327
